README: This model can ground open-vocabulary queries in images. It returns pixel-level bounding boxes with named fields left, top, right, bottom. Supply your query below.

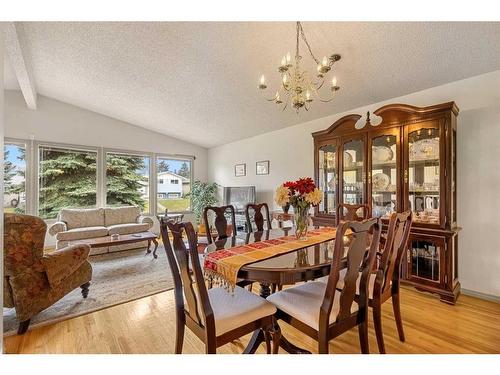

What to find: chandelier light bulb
left=305, top=90, right=313, bottom=102
left=275, top=90, right=282, bottom=104
left=286, top=52, right=291, bottom=64
left=322, top=56, right=328, bottom=66
left=281, top=56, right=286, bottom=67
left=331, top=76, right=337, bottom=87
left=258, top=74, right=267, bottom=89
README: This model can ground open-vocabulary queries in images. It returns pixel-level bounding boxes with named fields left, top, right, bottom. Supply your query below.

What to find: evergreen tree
left=157, top=160, right=170, bottom=173
left=3, top=148, right=17, bottom=194
left=177, top=162, right=190, bottom=178
left=39, top=149, right=99, bottom=219
left=106, top=154, right=147, bottom=210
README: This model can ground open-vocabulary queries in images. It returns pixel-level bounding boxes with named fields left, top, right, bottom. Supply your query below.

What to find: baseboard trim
left=462, top=288, right=500, bottom=302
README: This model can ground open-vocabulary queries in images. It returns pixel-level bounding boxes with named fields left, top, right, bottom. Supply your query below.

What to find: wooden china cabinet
left=312, top=102, right=460, bottom=304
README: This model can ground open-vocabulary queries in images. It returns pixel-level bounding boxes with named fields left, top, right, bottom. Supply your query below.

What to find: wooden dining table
left=204, top=226, right=348, bottom=354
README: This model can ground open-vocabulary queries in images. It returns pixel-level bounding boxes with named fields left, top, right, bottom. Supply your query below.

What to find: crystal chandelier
left=258, top=22, right=341, bottom=113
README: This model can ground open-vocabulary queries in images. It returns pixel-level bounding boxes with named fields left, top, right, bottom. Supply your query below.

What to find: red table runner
left=203, top=227, right=337, bottom=290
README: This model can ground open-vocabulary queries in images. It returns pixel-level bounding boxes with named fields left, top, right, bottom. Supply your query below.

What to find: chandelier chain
left=297, top=22, right=320, bottom=65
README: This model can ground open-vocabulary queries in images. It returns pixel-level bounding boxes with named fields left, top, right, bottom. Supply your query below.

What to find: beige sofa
left=48, top=206, right=154, bottom=255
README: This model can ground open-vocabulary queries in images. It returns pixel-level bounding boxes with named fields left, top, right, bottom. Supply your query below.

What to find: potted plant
left=189, top=181, right=219, bottom=231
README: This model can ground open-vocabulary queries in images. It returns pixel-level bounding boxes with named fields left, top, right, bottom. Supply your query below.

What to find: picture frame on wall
left=235, top=163, right=246, bottom=177
left=256, top=160, right=270, bottom=175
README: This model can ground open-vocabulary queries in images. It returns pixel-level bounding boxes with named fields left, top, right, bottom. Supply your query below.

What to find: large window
left=4, top=142, right=27, bottom=214
left=106, top=152, right=151, bottom=213
left=156, top=157, right=192, bottom=213
left=5, top=139, right=195, bottom=220
left=38, top=146, right=98, bottom=219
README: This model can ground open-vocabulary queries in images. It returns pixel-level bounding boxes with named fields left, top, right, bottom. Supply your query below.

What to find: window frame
left=4, top=138, right=31, bottom=214
left=36, top=141, right=100, bottom=220
left=155, top=154, right=194, bottom=214
left=103, top=148, right=154, bottom=215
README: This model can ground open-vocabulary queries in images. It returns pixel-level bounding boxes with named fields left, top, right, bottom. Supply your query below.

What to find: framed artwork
left=256, top=160, right=270, bottom=175
left=235, top=163, right=246, bottom=177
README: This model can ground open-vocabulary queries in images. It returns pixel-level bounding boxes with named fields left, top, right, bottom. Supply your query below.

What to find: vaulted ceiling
left=4, top=22, right=500, bottom=148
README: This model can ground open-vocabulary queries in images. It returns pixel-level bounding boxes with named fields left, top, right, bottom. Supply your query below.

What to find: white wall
left=208, top=70, right=500, bottom=297
left=4, top=91, right=209, bottom=243
left=4, top=91, right=208, bottom=181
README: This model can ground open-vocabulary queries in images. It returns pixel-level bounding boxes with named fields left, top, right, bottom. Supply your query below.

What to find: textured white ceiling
left=4, top=22, right=500, bottom=148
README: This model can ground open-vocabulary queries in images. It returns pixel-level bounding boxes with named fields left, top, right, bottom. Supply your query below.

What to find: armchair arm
left=48, top=221, right=68, bottom=237
left=139, top=215, right=154, bottom=229
left=42, top=244, right=91, bottom=287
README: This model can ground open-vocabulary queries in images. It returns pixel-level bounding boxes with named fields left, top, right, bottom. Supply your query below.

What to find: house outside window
left=156, top=157, right=192, bottom=213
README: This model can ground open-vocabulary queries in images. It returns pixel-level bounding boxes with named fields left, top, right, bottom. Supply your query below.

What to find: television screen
left=223, top=186, right=256, bottom=211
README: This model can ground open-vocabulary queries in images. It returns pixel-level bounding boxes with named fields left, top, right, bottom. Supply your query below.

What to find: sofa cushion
left=59, top=208, right=105, bottom=230
left=56, top=226, right=109, bottom=241
left=107, top=223, right=150, bottom=235
left=104, top=206, right=140, bottom=227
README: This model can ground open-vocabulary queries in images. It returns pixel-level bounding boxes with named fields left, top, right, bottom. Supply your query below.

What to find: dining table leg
left=242, top=282, right=311, bottom=354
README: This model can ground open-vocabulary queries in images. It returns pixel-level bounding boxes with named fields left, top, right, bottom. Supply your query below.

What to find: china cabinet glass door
left=407, top=236, right=444, bottom=284
left=317, top=143, right=338, bottom=216
left=405, top=124, right=442, bottom=226
left=369, top=129, right=400, bottom=219
left=341, top=137, right=365, bottom=205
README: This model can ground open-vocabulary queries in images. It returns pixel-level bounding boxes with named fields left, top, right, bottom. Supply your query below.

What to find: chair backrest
left=245, top=203, right=272, bottom=232
left=378, top=211, right=412, bottom=294
left=159, top=218, right=214, bottom=331
left=202, top=205, right=237, bottom=244
left=3, top=213, right=47, bottom=276
left=320, top=218, right=380, bottom=330
left=337, top=203, right=370, bottom=222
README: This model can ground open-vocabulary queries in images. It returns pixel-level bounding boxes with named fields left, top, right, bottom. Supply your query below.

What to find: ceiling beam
left=4, top=22, right=37, bottom=110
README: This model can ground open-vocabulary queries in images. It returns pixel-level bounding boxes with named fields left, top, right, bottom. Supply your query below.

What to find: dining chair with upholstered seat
left=203, top=205, right=237, bottom=245
left=337, top=203, right=370, bottom=223
left=267, top=218, right=381, bottom=354
left=159, top=218, right=279, bottom=354
left=245, top=203, right=272, bottom=232
left=335, top=210, right=412, bottom=353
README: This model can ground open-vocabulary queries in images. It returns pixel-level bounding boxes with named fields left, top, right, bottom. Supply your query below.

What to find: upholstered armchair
left=3, top=213, right=93, bottom=334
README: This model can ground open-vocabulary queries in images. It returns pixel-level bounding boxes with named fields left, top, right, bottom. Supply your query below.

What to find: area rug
left=3, top=247, right=174, bottom=336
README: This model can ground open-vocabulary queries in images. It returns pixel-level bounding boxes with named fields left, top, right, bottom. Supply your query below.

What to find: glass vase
left=294, top=204, right=310, bottom=240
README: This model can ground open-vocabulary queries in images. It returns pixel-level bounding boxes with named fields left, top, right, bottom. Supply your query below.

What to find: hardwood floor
left=4, top=286, right=500, bottom=354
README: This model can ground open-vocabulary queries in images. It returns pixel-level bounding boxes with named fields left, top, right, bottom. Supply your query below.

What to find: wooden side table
left=271, top=211, right=295, bottom=228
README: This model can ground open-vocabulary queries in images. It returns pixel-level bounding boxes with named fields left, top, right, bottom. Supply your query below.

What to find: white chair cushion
left=266, top=281, right=358, bottom=331
left=208, top=286, right=276, bottom=336
left=318, top=269, right=381, bottom=299
left=107, top=223, right=150, bottom=235
left=56, top=226, right=109, bottom=241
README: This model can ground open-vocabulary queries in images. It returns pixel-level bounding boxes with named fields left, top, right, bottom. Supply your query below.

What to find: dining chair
left=335, top=210, right=412, bottom=353
left=203, top=205, right=237, bottom=244
left=160, top=218, right=279, bottom=354
left=267, top=218, right=381, bottom=354
left=337, top=203, right=370, bottom=223
left=245, top=203, right=272, bottom=232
